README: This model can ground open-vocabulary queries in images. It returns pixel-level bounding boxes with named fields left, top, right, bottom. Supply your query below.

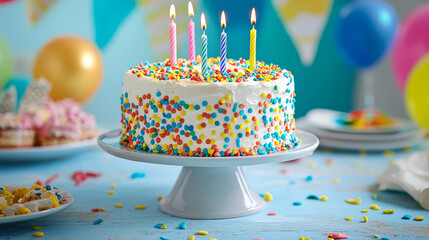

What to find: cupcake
left=0, top=113, right=35, bottom=148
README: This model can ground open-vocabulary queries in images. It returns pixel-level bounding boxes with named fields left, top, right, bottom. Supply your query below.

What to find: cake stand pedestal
left=98, top=130, right=318, bottom=219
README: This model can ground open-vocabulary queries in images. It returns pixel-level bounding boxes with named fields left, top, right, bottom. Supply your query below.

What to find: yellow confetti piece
left=209, top=239, right=217, bottom=240
left=320, top=195, right=328, bottom=201
left=323, top=148, right=332, bottom=153
left=402, top=146, right=412, bottom=152
left=383, top=209, right=394, bottom=214
left=264, top=192, right=273, bottom=202
left=197, top=231, right=208, bottom=235
left=158, top=195, right=163, bottom=201
left=32, top=226, right=42, bottom=230
left=135, top=205, right=146, bottom=210
left=307, top=161, right=317, bottom=168
left=370, top=204, right=380, bottom=210
left=34, top=232, right=44, bottom=237
left=114, top=203, right=123, bottom=208
left=189, top=236, right=195, bottom=240
left=345, top=217, right=353, bottom=221
left=100, top=208, right=105, bottom=211
left=363, top=215, right=368, bottom=222
left=160, top=224, right=167, bottom=229
left=414, top=216, right=424, bottom=221
left=383, top=150, right=394, bottom=157
left=299, top=236, right=305, bottom=240
left=346, top=197, right=361, bottom=204
left=361, top=209, right=369, bottom=213
left=328, top=238, right=334, bottom=240
left=333, top=178, right=340, bottom=183
left=107, top=190, right=115, bottom=195
left=111, top=183, right=117, bottom=189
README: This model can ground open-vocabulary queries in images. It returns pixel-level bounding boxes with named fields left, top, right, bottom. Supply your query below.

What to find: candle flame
left=201, top=13, right=206, bottom=30
left=188, top=2, right=194, bottom=17
left=251, top=8, right=256, bottom=25
left=221, top=11, right=226, bottom=28
left=170, top=4, right=176, bottom=19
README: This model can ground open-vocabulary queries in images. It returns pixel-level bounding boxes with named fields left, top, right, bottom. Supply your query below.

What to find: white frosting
left=378, top=150, right=429, bottom=210
left=121, top=61, right=297, bottom=156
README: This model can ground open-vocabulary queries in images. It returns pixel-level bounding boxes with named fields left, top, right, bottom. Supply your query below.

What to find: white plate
left=97, top=129, right=319, bottom=167
left=297, top=118, right=426, bottom=142
left=315, top=133, right=426, bottom=151
left=306, top=109, right=417, bottom=134
left=0, top=139, right=96, bottom=162
left=0, top=192, right=73, bottom=224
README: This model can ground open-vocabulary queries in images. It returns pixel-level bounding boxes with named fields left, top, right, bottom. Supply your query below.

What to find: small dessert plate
left=0, top=139, right=96, bottom=163
left=0, top=192, right=73, bottom=224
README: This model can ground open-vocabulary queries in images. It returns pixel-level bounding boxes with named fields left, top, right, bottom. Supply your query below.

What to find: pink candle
left=188, top=2, right=196, bottom=61
left=169, top=4, right=177, bottom=65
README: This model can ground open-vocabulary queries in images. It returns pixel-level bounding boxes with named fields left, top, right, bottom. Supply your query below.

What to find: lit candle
left=201, top=13, right=208, bottom=76
left=249, top=8, right=257, bottom=71
left=169, top=4, right=177, bottom=66
left=220, top=11, right=227, bottom=75
left=188, top=2, right=196, bottom=61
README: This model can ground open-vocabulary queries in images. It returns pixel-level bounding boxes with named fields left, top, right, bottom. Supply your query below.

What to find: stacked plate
left=297, top=109, right=427, bottom=151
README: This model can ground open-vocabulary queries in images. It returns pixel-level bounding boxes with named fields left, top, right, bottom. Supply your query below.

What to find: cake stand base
left=159, top=166, right=264, bottom=219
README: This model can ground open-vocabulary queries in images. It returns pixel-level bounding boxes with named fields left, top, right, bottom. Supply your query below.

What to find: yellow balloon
left=405, top=54, right=429, bottom=131
left=33, top=35, right=103, bottom=104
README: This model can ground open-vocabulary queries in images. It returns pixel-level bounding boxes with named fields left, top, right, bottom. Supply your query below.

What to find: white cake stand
left=98, top=129, right=319, bottom=219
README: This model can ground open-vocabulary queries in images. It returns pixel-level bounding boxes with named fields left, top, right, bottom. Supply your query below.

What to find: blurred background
left=0, top=0, right=428, bottom=129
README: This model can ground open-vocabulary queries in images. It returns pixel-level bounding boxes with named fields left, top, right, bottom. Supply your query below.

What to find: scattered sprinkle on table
left=346, top=197, right=361, bottom=204
left=264, top=192, right=273, bottom=202
left=160, top=237, right=169, bottom=240
left=307, top=161, right=316, bottom=168
left=320, top=195, right=328, bottom=201
left=326, top=158, right=334, bottom=165
left=381, top=237, right=390, bottom=240
left=373, top=234, right=379, bottom=238
left=372, top=193, right=378, bottom=200
left=305, top=175, right=313, bottom=181
left=131, top=172, right=146, bottom=179
left=333, top=178, right=340, bottom=183
left=100, top=207, right=105, bottom=211
left=178, top=222, right=186, bottom=229
left=189, top=236, right=195, bottom=240
left=383, top=150, right=394, bottom=157
left=402, top=214, right=411, bottom=220
left=34, top=232, right=44, bottom=237
left=359, top=150, right=367, bottom=156
left=307, top=195, right=319, bottom=200
left=93, top=218, right=103, bottom=225
left=114, top=203, right=123, bottom=208
left=414, top=216, right=424, bottom=221
left=135, top=205, right=146, bottom=210
left=158, top=195, right=163, bottom=201
left=293, top=202, right=302, bottom=206
left=111, top=183, right=117, bottom=188
left=363, top=215, right=369, bottom=222
left=328, top=232, right=349, bottom=239
left=281, top=168, right=288, bottom=174
left=92, top=208, right=99, bottom=212
left=154, top=223, right=167, bottom=229
left=197, top=231, right=208, bottom=235
left=107, top=190, right=115, bottom=195
left=32, top=226, right=42, bottom=230
left=361, top=209, right=369, bottom=213
left=208, top=238, right=217, bottom=240
left=344, top=217, right=352, bottom=221
left=268, top=212, right=277, bottom=216
left=383, top=209, right=394, bottom=214
left=370, top=204, right=380, bottom=210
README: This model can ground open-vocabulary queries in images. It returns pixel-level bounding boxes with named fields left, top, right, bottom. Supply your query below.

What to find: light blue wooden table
left=1, top=143, right=428, bottom=240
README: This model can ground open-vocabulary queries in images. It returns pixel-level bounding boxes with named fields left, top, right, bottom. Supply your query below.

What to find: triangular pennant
left=19, top=78, right=51, bottom=112
left=26, top=0, right=57, bottom=24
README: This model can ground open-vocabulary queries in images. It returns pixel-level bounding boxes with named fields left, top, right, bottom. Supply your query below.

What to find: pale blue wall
left=0, top=0, right=355, bottom=129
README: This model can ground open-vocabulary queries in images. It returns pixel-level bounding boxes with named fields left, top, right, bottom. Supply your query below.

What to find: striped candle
left=188, top=2, right=196, bottom=61
left=169, top=4, right=177, bottom=65
left=220, top=11, right=227, bottom=74
left=249, top=8, right=256, bottom=71
left=201, top=13, right=208, bottom=76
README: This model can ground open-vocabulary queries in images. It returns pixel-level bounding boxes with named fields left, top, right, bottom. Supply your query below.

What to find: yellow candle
left=250, top=8, right=256, bottom=71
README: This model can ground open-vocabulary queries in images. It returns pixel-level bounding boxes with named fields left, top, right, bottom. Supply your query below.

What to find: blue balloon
left=336, top=0, right=398, bottom=68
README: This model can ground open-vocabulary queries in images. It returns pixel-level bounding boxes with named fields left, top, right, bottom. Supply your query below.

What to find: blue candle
left=201, top=13, right=208, bottom=76
left=220, top=11, right=227, bottom=74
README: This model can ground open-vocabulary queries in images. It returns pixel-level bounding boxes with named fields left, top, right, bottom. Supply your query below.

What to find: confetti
left=328, top=233, right=349, bottom=239
left=131, top=172, right=146, bottom=179
left=197, top=231, right=208, bottom=235
left=281, top=168, right=288, bottom=174
left=370, top=204, right=380, bottom=210
left=307, top=161, right=316, bottom=168
left=320, top=195, right=328, bottom=201
left=373, top=235, right=379, bottom=238
left=155, top=223, right=167, bottom=229
left=179, top=222, right=186, bottom=230
left=107, top=190, right=115, bottom=195
left=333, top=178, right=340, bottom=183
left=361, top=209, right=369, bottom=213
left=305, top=175, right=313, bottom=182
left=100, top=208, right=105, bottom=211
left=264, top=192, right=273, bottom=202
left=92, top=218, right=103, bottom=225
left=190, top=236, right=195, bottom=240
left=372, top=193, right=378, bottom=200
left=114, top=203, right=123, bottom=208
left=112, top=183, right=117, bottom=188
left=268, top=212, right=277, bottom=216
left=381, top=237, right=390, bottom=240
left=414, top=216, right=424, bottom=221
left=307, top=195, right=319, bottom=200
left=34, top=232, right=44, bottom=237
left=344, top=217, right=352, bottom=221
left=293, top=202, right=302, bottom=206
left=382, top=209, right=394, bottom=214
left=158, top=195, right=164, bottom=201
left=160, top=237, right=170, bottom=240
left=326, top=158, right=334, bottom=165
left=346, top=197, right=361, bottom=204
left=32, top=226, right=42, bottom=230
left=92, top=208, right=100, bottom=212
left=363, top=215, right=369, bottom=222
left=383, top=150, right=394, bottom=157
left=135, top=205, right=146, bottom=210
left=401, top=214, right=411, bottom=220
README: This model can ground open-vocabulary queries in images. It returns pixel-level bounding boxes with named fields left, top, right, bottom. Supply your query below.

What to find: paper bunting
left=19, top=78, right=51, bottom=111
left=0, top=86, right=17, bottom=114
left=271, top=0, right=332, bottom=66
left=138, top=0, right=200, bottom=59
left=25, top=0, right=57, bottom=24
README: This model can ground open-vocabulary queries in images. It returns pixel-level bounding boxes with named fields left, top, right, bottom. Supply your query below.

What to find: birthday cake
left=120, top=58, right=298, bottom=157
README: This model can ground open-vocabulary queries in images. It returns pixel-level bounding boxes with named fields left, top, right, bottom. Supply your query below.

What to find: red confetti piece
left=45, top=174, right=59, bottom=185
left=268, top=212, right=277, bottom=216
left=92, top=208, right=100, bottom=212
left=328, top=233, right=349, bottom=239
left=72, top=171, right=101, bottom=186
